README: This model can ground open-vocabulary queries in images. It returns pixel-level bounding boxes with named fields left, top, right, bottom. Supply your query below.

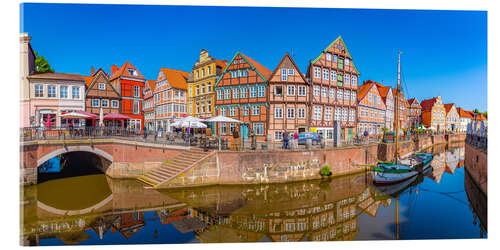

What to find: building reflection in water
left=21, top=146, right=486, bottom=245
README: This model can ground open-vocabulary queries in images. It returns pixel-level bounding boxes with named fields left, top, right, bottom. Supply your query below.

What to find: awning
left=60, top=112, right=92, bottom=119
left=103, top=113, right=131, bottom=120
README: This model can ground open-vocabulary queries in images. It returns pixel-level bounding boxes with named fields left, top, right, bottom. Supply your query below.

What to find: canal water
left=21, top=144, right=487, bottom=246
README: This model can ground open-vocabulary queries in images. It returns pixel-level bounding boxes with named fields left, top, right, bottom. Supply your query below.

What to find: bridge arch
left=37, top=145, right=113, bottom=168
left=37, top=194, right=113, bottom=216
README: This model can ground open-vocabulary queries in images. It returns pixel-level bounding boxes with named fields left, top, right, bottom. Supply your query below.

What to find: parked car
left=298, top=132, right=321, bottom=145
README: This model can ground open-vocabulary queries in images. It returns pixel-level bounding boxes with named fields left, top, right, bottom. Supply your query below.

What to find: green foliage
left=483, top=111, right=487, bottom=118
left=473, top=108, right=479, bottom=114
left=34, top=51, right=54, bottom=73
left=320, top=166, right=332, bottom=176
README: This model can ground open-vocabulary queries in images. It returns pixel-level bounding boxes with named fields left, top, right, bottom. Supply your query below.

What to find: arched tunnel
left=37, top=151, right=111, bottom=184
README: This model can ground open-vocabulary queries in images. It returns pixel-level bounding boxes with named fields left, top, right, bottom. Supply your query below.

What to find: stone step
left=156, top=167, right=179, bottom=176
left=148, top=170, right=172, bottom=180
left=137, top=176, right=158, bottom=186
left=161, top=164, right=187, bottom=172
left=143, top=172, right=165, bottom=182
left=164, top=160, right=192, bottom=168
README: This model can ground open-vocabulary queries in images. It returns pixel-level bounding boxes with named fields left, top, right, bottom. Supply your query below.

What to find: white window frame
left=298, top=86, right=306, bottom=96
left=240, top=87, right=247, bottom=98
left=287, top=108, right=295, bottom=119
left=252, top=105, right=260, bottom=116
left=133, top=100, right=139, bottom=114
left=281, top=68, right=288, bottom=81
left=323, top=69, right=329, bottom=80
left=112, top=100, right=119, bottom=108
left=229, top=106, right=236, bottom=116
left=314, top=86, right=320, bottom=96
left=298, top=108, right=306, bottom=119
left=233, top=88, right=239, bottom=99
left=258, top=86, right=265, bottom=97
left=35, top=84, right=44, bottom=97
left=250, top=87, right=257, bottom=98
left=314, top=67, right=321, bottom=78
left=133, top=86, right=140, bottom=97
left=321, top=87, right=327, bottom=98
left=275, top=107, right=283, bottom=118
left=337, top=89, right=343, bottom=100
left=288, top=69, right=294, bottom=76
left=224, top=88, right=231, bottom=99
left=101, top=99, right=109, bottom=107
left=325, top=107, right=332, bottom=121
left=314, top=106, right=322, bottom=121
left=242, top=106, right=249, bottom=116
left=92, top=99, right=100, bottom=107
left=253, top=122, right=264, bottom=135
left=326, top=53, right=332, bottom=61
left=60, top=86, right=68, bottom=99
left=287, top=85, right=295, bottom=96
left=329, top=88, right=335, bottom=99
left=47, top=85, right=56, bottom=98
left=98, top=82, right=106, bottom=90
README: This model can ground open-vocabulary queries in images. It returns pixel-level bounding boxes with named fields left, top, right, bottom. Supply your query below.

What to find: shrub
left=320, top=166, right=332, bottom=176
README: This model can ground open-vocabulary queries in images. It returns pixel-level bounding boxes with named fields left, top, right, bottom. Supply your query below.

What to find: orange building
left=214, top=51, right=272, bottom=141
left=267, top=53, right=310, bottom=141
left=109, top=62, right=146, bottom=130
left=420, top=96, right=446, bottom=132
left=357, top=81, right=386, bottom=136
left=391, top=88, right=409, bottom=129
left=153, top=68, right=189, bottom=131
left=306, top=36, right=360, bottom=141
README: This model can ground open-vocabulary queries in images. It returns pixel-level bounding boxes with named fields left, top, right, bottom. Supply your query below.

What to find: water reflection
left=21, top=145, right=486, bottom=246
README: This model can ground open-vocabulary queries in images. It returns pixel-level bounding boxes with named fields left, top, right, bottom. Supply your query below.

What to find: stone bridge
left=20, top=138, right=189, bottom=185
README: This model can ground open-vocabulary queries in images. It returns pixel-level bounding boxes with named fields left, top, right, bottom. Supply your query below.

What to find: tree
left=34, top=51, right=54, bottom=73
left=483, top=111, right=487, bottom=118
left=473, top=108, right=479, bottom=114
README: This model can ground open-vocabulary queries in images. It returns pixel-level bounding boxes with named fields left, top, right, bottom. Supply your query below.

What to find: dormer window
left=98, top=83, right=106, bottom=90
left=128, top=68, right=137, bottom=76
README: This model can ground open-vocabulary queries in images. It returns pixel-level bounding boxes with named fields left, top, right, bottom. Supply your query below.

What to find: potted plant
left=319, top=165, right=332, bottom=177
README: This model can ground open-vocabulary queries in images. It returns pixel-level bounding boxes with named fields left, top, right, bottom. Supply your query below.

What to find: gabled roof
left=215, top=59, right=228, bottom=69
left=240, top=52, right=272, bottom=80
left=146, top=79, right=156, bottom=91
left=364, top=80, right=392, bottom=105
left=310, top=35, right=360, bottom=74
left=357, top=82, right=374, bottom=101
left=456, top=107, right=473, bottom=118
left=110, top=61, right=145, bottom=81
left=408, top=98, right=420, bottom=106
left=420, top=98, right=438, bottom=112
left=83, top=69, right=120, bottom=96
left=159, top=68, right=189, bottom=90
left=215, top=51, right=272, bottom=87
left=268, top=53, right=308, bottom=84
left=443, top=103, right=456, bottom=114
left=82, top=76, right=93, bottom=88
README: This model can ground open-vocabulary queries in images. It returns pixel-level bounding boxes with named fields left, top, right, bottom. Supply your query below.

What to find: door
left=348, top=128, right=353, bottom=140
left=241, top=124, right=249, bottom=140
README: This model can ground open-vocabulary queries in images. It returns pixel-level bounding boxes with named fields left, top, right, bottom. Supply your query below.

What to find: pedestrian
left=293, top=132, right=298, bottom=149
left=143, top=127, right=148, bottom=140
left=282, top=131, right=289, bottom=149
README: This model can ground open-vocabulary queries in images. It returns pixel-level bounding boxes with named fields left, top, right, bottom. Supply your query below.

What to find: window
left=326, top=53, right=332, bottom=61
left=275, top=131, right=283, bottom=141
left=338, top=58, right=344, bottom=70
left=333, top=55, right=338, bottom=62
left=202, top=84, right=206, bottom=94
left=35, top=85, right=43, bottom=97
left=368, top=93, right=372, bottom=102
left=196, top=85, right=200, bottom=95
left=220, top=107, right=226, bottom=116
left=314, top=106, right=322, bottom=121
left=60, top=86, right=68, bottom=99
left=287, top=85, right=295, bottom=96
left=98, top=83, right=105, bottom=90
left=335, top=108, right=341, bottom=121
left=112, top=100, right=119, bottom=108
left=208, top=100, right=212, bottom=112
left=208, top=83, right=212, bottom=93
left=351, top=91, right=356, bottom=101
left=275, top=107, right=283, bottom=118
left=252, top=105, right=260, bottom=115
left=258, top=86, right=265, bottom=97
left=344, top=90, right=350, bottom=100
left=233, top=88, right=239, bottom=99
left=288, top=69, right=294, bottom=75
left=133, top=101, right=139, bottom=114
left=101, top=99, right=109, bottom=107
left=331, top=71, right=336, bottom=81
left=342, top=108, right=348, bottom=121
left=298, top=86, right=306, bottom=96
left=325, top=107, right=332, bottom=121
left=253, top=123, right=264, bottom=135
left=344, top=74, right=350, bottom=84
left=48, top=85, right=56, bottom=98
left=242, top=106, right=249, bottom=116
left=224, top=88, right=231, bottom=99
left=92, top=99, right=100, bottom=107
left=250, top=87, right=257, bottom=98
left=323, top=69, right=329, bottom=80
left=217, top=89, right=222, bottom=100
left=314, top=86, right=320, bottom=96
left=349, top=109, right=355, bottom=121
left=351, top=75, right=357, bottom=85
left=345, top=58, right=350, bottom=66
left=240, top=87, right=247, bottom=98
left=337, top=89, right=343, bottom=100
left=321, top=87, right=327, bottom=97
left=314, top=67, right=321, bottom=78
left=128, top=68, right=137, bottom=76
left=287, top=108, right=295, bottom=119
left=207, top=66, right=211, bottom=75
left=282, top=69, right=288, bottom=81
left=220, top=123, right=227, bottom=135
left=275, top=86, right=283, bottom=96
left=133, top=86, right=140, bottom=97
left=202, top=69, right=205, bottom=77
left=230, top=106, right=236, bottom=116
left=298, top=108, right=306, bottom=119
left=329, top=88, right=335, bottom=99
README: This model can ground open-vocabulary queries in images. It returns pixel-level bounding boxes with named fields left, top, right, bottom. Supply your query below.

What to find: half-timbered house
left=83, top=67, right=121, bottom=126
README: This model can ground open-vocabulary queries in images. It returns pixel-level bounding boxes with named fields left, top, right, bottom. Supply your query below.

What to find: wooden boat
left=372, top=52, right=433, bottom=184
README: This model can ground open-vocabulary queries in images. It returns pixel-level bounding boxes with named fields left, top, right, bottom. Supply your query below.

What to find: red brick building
left=306, top=36, right=360, bottom=141
left=357, top=81, right=386, bottom=136
left=214, top=51, right=272, bottom=141
left=109, top=62, right=146, bottom=130
left=82, top=67, right=121, bottom=126
left=143, top=79, right=156, bottom=130
left=268, top=53, right=310, bottom=141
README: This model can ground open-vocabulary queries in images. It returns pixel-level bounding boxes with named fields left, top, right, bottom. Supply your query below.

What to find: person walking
left=293, top=132, right=298, bottom=149
left=282, top=131, right=289, bottom=149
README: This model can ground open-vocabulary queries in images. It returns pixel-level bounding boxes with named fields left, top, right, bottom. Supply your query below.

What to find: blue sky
left=21, top=3, right=487, bottom=111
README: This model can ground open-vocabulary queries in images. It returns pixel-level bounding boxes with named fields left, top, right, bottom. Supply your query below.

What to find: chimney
left=91, top=66, right=95, bottom=76
left=111, top=65, right=118, bottom=76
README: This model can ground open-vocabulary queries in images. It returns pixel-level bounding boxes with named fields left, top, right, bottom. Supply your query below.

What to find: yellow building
left=188, top=49, right=227, bottom=118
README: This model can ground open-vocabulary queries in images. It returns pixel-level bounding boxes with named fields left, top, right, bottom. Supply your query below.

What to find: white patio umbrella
left=60, top=112, right=91, bottom=119
left=205, top=115, right=242, bottom=150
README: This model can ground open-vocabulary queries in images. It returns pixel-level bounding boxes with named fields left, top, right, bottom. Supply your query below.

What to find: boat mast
left=394, top=51, right=402, bottom=162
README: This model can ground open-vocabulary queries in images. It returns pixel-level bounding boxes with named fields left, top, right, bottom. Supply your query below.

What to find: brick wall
left=465, top=143, right=487, bottom=195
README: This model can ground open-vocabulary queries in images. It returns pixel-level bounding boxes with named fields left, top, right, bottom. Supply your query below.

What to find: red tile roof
left=215, top=59, right=228, bottom=70
left=408, top=98, right=419, bottom=106
left=456, top=107, right=472, bottom=118
left=420, top=97, right=438, bottom=112
left=363, top=80, right=392, bottom=104
left=240, top=52, right=272, bottom=80
left=146, top=79, right=156, bottom=91
left=357, top=82, right=373, bottom=101
left=443, top=103, right=455, bottom=114
left=159, top=68, right=189, bottom=90
left=81, top=75, right=94, bottom=88
left=109, top=61, right=145, bottom=81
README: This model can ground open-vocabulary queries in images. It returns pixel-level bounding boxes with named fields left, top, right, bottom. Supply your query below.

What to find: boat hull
left=372, top=170, right=419, bottom=184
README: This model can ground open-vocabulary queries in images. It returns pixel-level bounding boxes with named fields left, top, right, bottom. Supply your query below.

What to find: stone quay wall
left=465, top=142, right=487, bottom=195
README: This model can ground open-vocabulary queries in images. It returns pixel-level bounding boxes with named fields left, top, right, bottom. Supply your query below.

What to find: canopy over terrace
left=61, top=111, right=98, bottom=127
left=103, top=113, right=131, bottom=128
